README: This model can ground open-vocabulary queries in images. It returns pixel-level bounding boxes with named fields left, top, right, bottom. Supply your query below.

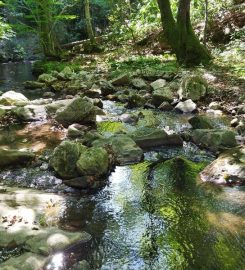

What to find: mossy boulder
left=93, top=134, right=143, bottom=165
left=23, top=81, right=46, bottom=89
left=76, top=147, right=109, bottom=176
left=49, top=141, right=86, bottom=179
left=127, top=94, right=146, bottom=108
left=38, top=73, right=57, bottom=85
left=55, top=97, right=95, bottom=127
left=0, top=148, right=35, bottom=169
left=200, top=146, right=245, bottom=185
left=130, top=127, right=183, bottom=149
left=189, top=115, right=214, bottom=129
left=178, top=75, right=207, bottom=101
left=153, top=156, right=206, bottom=189
left=191, top=129, right=237, bottom=152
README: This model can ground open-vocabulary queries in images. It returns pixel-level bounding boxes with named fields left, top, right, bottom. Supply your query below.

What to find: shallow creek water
left=0, top=63, right=244, bottom=270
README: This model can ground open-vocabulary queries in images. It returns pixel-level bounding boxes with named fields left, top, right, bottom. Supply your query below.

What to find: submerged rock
left=0, top=252, right=46, bottom=270
left=153, top=156, right=205, bottom=189
left=175, top=99, right=197, bottom=113
left=189, top=115, right=214, bottom=129
left=49, top=141, right=86, bottom=179
left=93, top=134, right=143, bottom=165
left=0, top=148, right=35, bottom=169
left=0, top=91, right=29, bottom=106
left=130, top=127, right=183, bottom=149
left=178, top=74, right=207, bottom=101
left=200, top=147, right=245, bottom=185
left=55, top=97, right=96, bottom=127
left=191, top=129, right=237, bottom=152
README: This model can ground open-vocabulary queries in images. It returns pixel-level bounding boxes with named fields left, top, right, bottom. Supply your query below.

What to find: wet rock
left=175, top=99, right=197, bottom=113
left=76, top=147, right=109, bottom=176
left=0, top=91, right=29, bottom=106
left=49, top=141, right=86, bottom=179
left=38, top=73, right=57, bottom=85
left=130, top=127, right=183, bottom=149
left=55, top=97, right=95, bottom=127
left=93, top=134, right=143, bottom=165
left=152, top=86, right=174, bottom=106
left=23, top=81, right=46, bottom=89
left=189, top=115, right=214, bottom=129
left=200, top=147, right=245, bottom=185
left=0, top=148, right=35, bottom=169
left=137, top=110, right=160, bottom=128
left=158, top=101, right=173, bottom=111
left=131, top=78, right=147, bottom=89
left=25, top=229, right=91, bottom=256
left=127, top=94, right=146, bottom=108
left=191, top=129, right=237, bottom=152
left=111, top=74, right=130, bottom=86
left=153, top=156, right=205, bottom=189
left=178, top=74, right=207, bottom=101
left=0, top=252, right=46, bottom=270
left=68, top=124, right=88, bottom=138
left=64, top=175, right=94, bottom=189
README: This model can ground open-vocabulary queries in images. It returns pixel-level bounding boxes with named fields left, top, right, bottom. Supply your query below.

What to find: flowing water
left=0, top=63, right=244, bottom=270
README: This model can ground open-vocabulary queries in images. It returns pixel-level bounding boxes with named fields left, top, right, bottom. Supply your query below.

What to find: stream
left=0, top=62, right=244, bottom=270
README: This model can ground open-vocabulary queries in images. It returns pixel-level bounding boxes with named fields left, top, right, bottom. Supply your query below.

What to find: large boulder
left=93, top=134, right=143, bottom=165
left=191, top=129, right=237, bottom=152
left=189, top=115, right=214, bottom=129
left=200, top=147, right=245, bottom=185
left=49, top=141, right=86, bottom=179
left=0, top=91, right=29, bottom=106
left=55, top=97, right=96, bottom=127
left=178, top=75, right=207, bottom=101
left=57, top=67, right=75, bottom=81
left=175, top=99, right=197, bottom=113
left=0, top=148, right=35, bottom=169
left=130, top=127, right=183, bottom=149
left=45, top=99, right=73, bottom=115
left=131, top=78, right=147, bottom=89
left=12, top=107, right=34, bottom=122
left=76, top=147, right=109, bottom=176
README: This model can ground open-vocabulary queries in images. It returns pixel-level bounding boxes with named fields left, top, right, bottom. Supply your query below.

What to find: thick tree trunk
left=157, top=0, right=211, bottom=66
left=84, top=0, right=95, bottom=43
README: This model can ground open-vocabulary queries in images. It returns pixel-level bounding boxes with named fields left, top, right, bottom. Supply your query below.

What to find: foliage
left=32, top=60, right=81, bottom=74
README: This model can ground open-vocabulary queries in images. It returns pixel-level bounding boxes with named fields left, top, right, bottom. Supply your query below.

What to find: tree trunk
left=203, top=0, right=208, bottom=46
left=38, top=0, right=60, bottom=58
left=157, top=0, right=211, bottom=66
left=84, top=0, right=95, bottom=43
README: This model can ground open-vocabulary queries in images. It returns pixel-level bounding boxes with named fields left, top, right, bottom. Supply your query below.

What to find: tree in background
left=157, top=0, right=211, bottom=66
left=84, top=0, right=95, bottom=43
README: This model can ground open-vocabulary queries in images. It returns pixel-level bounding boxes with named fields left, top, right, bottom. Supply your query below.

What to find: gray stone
left=158, top=101, right=173, bottom=111
left=131, top=78, right=147, bottom=89
left=200, top=147, right=245, bottom=185
left=111, top=74, right=130, bottom=86
left=0, top=91, right=29, bottom=106
left=68, top=124, right=88, bottom=138
left=175, top=99, right=197, bottom=113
